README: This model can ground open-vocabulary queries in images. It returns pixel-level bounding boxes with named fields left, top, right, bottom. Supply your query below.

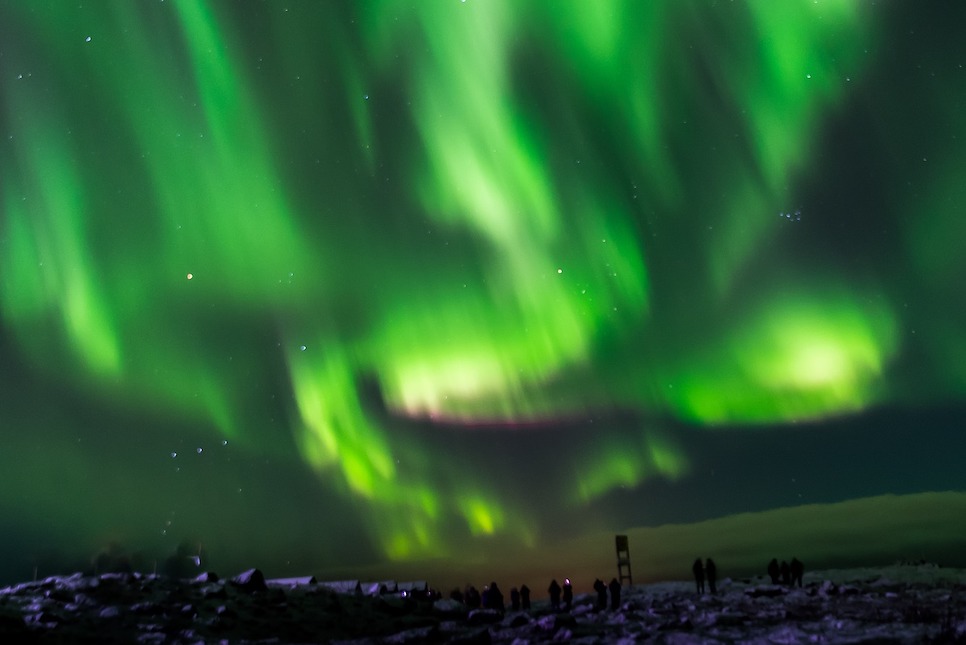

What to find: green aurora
left=1, top=1, right=965, bottom=584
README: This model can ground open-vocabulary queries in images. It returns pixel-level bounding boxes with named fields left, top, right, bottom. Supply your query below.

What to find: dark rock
left=98, top=606, right=120, bottom=619
left=72, top=593, right=96, bottom=607
left=466, top=608, right=503, bottom=625
left=99, top=572, right=134, bottom=585
left=448, top=627, right=492, bottom=644
left=744, top=586, right=786, bottom=598
left=230, top=568, right=267, bottom=593
left=264, top=587, right=288, bottom=605
left=203, top=585, right=228, bottom=600
left=382, top=623, right=439, bottom=643
left=194, top=571, right=219, bottom=583
left=23, top=612, right=54, bottom=627
left=553, top=612, right=577, bottom=629
left=715, top=613, right=746, bottom=627
left=130, top=601, right=164, bottom=615
left=535, top=613, right=557, bottom=631
left=432, top=598, right=466, bottom=617
left=44, top=587, right=73, bottom=603
left=216, top=605, right=237, bottom=619
left=0, top=612, right=26, bottom=630
left=374, top=596, right=414, bottom=616
left=535, top=611, right=577, bottom=633
left=506, top=613, right=529, bottom=628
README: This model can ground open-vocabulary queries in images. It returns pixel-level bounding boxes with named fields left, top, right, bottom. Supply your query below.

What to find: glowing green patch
left=666, top=290, right=898, bottom=424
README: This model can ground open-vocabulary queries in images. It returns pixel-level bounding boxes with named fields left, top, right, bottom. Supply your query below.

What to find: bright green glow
left=576, top=429, right=689, bottom=503
left=370, top=290, right=590, bottom=420
left=3, top=0, right=922, bottom=567
left=665, top=290, right=898, bottom=424
left=459, top=495, right=503, bottom=537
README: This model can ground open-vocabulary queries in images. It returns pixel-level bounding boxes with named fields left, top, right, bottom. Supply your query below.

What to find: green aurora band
left=2, top=1, right=964, bottom=567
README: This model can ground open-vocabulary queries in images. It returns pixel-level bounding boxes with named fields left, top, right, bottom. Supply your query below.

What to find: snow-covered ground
left=1, top=564, right=964, bottom=643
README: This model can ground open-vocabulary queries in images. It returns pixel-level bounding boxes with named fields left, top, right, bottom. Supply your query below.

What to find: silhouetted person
left=485, top=581, right=504, bottom=612
left=162, top=541, right=198, bottom=579
left=608, top=578, right=622, bottom=611
left=449, top=588, right=464, bottom=603
left=465, top=585, right=481, bottom=609
left=510, top=587, right=520, bottom=611
left=790, top=558, right=804, bottom=588
left=692, top=558, right=705, bottom=594
left=705, top=558, right=717, bottom=594
left=767, top=558, right=780, bottom=584
left=780, top=560, right=791, bottom=586
left=520, top=584, right=531, bottom=610
left=594, top=578, right=607, bottom=610
left=562, top=578, right=573, bottom=611
left=548, top=579, right=561, bottom=611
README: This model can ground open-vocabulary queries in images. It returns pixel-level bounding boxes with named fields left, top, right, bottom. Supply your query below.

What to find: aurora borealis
left=2, top=1, right=966, bottom=587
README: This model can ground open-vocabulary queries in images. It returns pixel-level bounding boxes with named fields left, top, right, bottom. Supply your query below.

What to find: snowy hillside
left=1, top=564, right=964, bottom=643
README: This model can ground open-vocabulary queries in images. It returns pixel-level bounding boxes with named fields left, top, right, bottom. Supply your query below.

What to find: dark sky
left=1, top=1, right=965, bottom=587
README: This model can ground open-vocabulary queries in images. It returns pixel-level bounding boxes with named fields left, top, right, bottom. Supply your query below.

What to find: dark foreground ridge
left=2, top=565, right=966, bottom=643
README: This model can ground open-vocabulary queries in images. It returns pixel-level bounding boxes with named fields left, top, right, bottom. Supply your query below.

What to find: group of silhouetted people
left=451, top=577, right=623, bottom=614
left=767, top=557, right=804, bottom=587
left=548, top=576, right=622, bottom=612
left=509, top=585, right=530, bottom=611
left=690, top=556, right=806, bottom=593
left=691, top=557, right=718, bottom=594
left=451, top=582, right=513, bottom=612
left=592, top=577, right=623, bottom=611
left=448, top=555, right=806, bottom=612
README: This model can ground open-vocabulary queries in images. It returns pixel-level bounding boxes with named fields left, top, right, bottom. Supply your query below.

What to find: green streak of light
left=1, top=115, right=121, bottom=377
left=289, top=347, right=395, bottom=498
left=459, top=495, right=503, bottom=537
left=576, top=429, right=689, bottom=503
left=363, top=1, right=651, bottom=422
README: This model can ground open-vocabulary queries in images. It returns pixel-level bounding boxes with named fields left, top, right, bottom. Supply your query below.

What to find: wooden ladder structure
left=615, top=534, right=632, bottom=587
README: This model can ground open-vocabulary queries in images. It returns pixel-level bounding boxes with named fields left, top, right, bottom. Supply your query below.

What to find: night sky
left=2, top=1, right=966, bottom=590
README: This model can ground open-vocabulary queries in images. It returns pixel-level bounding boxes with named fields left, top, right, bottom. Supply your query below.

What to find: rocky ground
left=2, top=566, right=966, bottom=643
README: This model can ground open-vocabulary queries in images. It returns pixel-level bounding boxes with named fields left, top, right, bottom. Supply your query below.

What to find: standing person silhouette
left=520, top=584, right=531, bottom=610
left=548, top=579, right=561, bottom=611
left=705, top=558, right=717, bottom=594
left=608, top=578, right=622, bottom=611
left=790, top=558, right=804, bottom=588
left=692, top=558, right=705, bottom=594
left=486, top=582, right=504, bottom=612
left=767, top=558, right=780, bottom=584
left=562, top=578, right=573, bottom=611
left=593, top=579, right=607, bottom=610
